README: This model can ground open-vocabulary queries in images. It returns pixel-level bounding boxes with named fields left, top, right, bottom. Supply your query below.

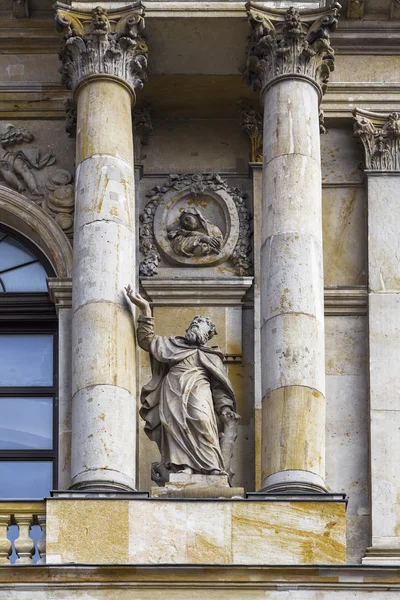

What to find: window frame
left=0, top=225, right=59, bottom=497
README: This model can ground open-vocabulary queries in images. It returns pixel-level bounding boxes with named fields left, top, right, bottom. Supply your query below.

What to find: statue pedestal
left=150, top=473, right=245, bottom=498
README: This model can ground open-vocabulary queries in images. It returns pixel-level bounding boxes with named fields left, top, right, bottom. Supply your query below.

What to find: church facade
left=1, top=0, right=400, bottom=596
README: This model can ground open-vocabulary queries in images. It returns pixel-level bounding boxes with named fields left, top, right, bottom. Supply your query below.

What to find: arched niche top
left=0, top=185, right=73, bottom=278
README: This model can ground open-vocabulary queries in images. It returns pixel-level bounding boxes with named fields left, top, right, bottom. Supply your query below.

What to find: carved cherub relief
left=0, top=125, right=55, bottom=197
left=168, top=207, right=224, bottom=258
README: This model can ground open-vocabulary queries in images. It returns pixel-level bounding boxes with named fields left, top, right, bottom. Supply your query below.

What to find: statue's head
left=185, top=315, right=217, bottom=346
left=180, top=210, right=200, bottom=232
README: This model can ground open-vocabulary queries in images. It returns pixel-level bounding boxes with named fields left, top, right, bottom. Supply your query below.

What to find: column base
left=260, top=470, right=327, bottom=494
left=70, top=470, right=136, bottom=493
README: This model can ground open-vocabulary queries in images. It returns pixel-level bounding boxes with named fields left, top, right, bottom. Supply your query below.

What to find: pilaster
left=353, top=108, right=400, bottom=565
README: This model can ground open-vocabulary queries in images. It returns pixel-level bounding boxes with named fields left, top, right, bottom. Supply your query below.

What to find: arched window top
left=0, top=227, right=50, bottom=293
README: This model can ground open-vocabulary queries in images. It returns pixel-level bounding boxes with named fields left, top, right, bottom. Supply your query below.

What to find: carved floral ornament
left=353, top=108, right=400, bottom=172
left=243, top=2, right=341, bottom=99
left=55, top=2, right=148, bottom=93
left=0, top=124, right=74, bottom=240
left=139, top=174, right=252, bottom=277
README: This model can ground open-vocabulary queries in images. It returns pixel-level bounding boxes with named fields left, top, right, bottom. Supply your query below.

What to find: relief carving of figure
left=125, top=286, right=240, bottom=484
left=0, top=125, right=55, bottom=197
left=168, top=207, right=224, bottom=257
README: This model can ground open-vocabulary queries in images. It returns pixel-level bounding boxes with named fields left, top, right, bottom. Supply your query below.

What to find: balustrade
left=0, top=502, right=46, bottom=565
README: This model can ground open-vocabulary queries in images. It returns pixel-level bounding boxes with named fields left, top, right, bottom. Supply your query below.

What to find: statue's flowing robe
left=137, top=316, right=235, bottom=473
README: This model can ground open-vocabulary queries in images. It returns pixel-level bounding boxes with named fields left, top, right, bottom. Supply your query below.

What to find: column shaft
left=261, top=79, right=325, bottom=492
left=71, top=79, right=136, bottom=490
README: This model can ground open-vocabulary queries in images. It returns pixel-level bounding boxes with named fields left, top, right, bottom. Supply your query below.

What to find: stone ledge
left=45, top=497, right=346, bottom=565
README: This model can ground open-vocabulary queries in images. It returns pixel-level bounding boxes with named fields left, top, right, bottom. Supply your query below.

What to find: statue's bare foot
left=209, top=469, right=221, bottom=475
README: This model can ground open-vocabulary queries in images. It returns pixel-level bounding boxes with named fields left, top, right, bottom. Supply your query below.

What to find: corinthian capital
left=55, top=2, right=148, bottom=94
left=353, top=108, right=400, bottom=172
left=243, top=1, right=341, bottom=100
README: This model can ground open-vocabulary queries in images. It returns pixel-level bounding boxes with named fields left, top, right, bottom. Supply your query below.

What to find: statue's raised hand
left=124, top=285, right=152, bottom=317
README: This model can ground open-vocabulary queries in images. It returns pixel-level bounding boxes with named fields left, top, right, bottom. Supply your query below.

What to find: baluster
left=14, top=513, right=34, bottom=565
left=36, top=514, right=46, bottom=565
left=0, top=514, right=11, bottom=564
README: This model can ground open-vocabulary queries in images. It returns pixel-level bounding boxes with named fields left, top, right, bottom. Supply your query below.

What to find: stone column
left=353, top=109, right=400, bottom=564
left=244, top=3, right=340, bottom=492
left=56, top=3, right=148, bottom=490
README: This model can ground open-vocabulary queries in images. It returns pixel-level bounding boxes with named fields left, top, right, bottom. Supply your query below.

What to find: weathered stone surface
left=322, top=186, right=367, bottom=288
left=261, top=313, right=325, bottom=396
left=76, top=80, right=134, bottom=165
left=264, top=153, right=322, bottom=241
left=368, top=175, right=400, bottom=292
left=262, top=385, right=325, bottom=489
left=261, top=232, right=324, bottom=323
left=263, top=80, right=321, bottom=164
left=45, top=498, right=346, bottom=565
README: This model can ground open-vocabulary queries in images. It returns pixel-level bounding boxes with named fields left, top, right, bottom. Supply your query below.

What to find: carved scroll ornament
left=139, top=174, right=252, bottom=277
left=353, top=109, right=400, bottom=171
left=243, top=2, right=341, bottom=98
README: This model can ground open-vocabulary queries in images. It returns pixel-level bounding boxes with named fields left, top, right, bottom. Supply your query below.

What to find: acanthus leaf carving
left=353, top=108, right=400, bottom=171
left=139, top=173, right=253, bottom=277
left=133, top=105, right=153, bottom=163
left=55, top=2, right=148, bottom=93
left=240, top=106, right=263, bottom=163
left=243, top=2, right=341, bottom=98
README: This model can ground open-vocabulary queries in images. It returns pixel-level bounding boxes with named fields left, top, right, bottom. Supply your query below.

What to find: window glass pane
left=0, top=236, right=35, bottom=272
left=1, top=261, right=48, bottom=292
left=0, top=461, right=52, bottom=498
left=0, top=398, right=52, bottom=449
left=0, top=334, right=53, bottom=386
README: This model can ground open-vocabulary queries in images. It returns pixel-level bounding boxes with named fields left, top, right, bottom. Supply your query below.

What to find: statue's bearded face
left=180, top=213, right=198, bottom=231
left=185, top=316, right=217, bottom=346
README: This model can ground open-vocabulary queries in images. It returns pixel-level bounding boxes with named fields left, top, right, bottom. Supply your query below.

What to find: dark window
left=0, top=225, right=58, bottom=498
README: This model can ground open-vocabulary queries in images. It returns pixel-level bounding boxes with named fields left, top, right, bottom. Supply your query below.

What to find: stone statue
left=125, top=285, right=240, bottom=484
left=0, top=124, right=55, bottom=197
left=168, top=207, right=223, bottom=257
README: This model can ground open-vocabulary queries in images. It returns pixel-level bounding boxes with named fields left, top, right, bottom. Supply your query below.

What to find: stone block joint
left=243, top=1, right=341, bottom=102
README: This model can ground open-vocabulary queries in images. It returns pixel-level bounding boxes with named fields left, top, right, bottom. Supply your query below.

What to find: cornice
left=0, top=564, right=399, bottom=589
left=3, top=12, right=400, bottom=55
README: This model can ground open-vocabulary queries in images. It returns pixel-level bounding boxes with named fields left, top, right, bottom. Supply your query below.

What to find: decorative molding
left=240, top=106, right=263, bottom=163
left=11, top=0, right=29, bottom=19
left=0, top=186, right=73, bottom=278
left=141, top=277, right=253, bottom=306
left=47, top=277, right=73, bottom=312
left=353, top=108, right=400, bottom=172
left=243, top=2, right=341, bottom=100
left=133, top=105, right=153, bottom=163
left=363, top=547, right=400, bottom=565
left=55, top=2, right=148, bottom=94
left=139, top=174, right=252, bottom=277
left=347, top=0, right=364, bottom=19
left=324, top=288, right=367, bottom=316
